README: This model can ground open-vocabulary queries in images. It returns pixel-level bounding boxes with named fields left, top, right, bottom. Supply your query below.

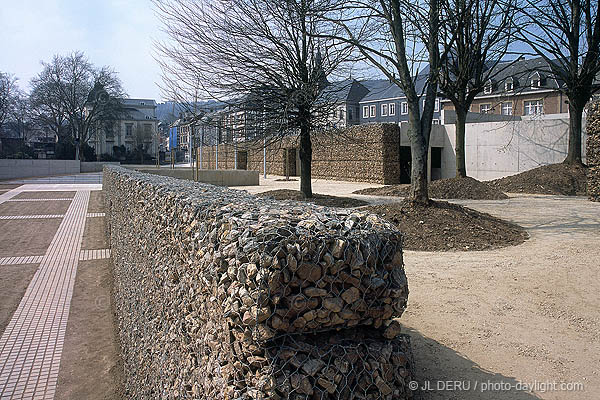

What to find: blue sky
left=0, top=0, right=166, bottom=100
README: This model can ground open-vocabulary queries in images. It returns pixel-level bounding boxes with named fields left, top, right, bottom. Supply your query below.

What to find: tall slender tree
left=517, top=0, right=600, bottom=165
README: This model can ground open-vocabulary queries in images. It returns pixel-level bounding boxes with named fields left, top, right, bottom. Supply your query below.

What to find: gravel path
left=401, top=194, right=600, bottom=399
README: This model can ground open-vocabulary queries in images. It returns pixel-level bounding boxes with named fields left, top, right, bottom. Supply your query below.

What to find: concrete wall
left=103, top=166, right=413, bottom=399
left=132, top=167, right=259, bottom=186
left=441, top=115, right=587, bottom=181
left=0, top=159, right=80, bottom=180
left=80, top=161, right=120, bottom=173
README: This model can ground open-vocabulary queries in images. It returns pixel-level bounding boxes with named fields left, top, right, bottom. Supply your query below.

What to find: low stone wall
left=588, top=101, right=600, bottom=202
left=104, top=165, right=413, bottom=399
left=200, top=123, right=402, bottom=184
left=131, top=167, right=259, bottom=186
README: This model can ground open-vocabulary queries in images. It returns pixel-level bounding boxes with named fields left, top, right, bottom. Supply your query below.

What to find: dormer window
left=505, top=78, right=514, bottom=92
left=484, top=80, right=493, bottom=94
left=530, top=72, right=542, bottom=88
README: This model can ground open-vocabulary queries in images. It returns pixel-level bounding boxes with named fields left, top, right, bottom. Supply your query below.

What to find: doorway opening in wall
left=399, top=146, right=411, bottom=184
left=431, top=147, right=442, bottom=181
left=236, top=150, right=248, bottom=170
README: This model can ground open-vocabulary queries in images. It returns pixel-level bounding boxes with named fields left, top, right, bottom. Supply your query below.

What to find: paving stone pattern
left=0, top=188, right=93, bottom=400
left=0, top=256, right=45, bottom=266
left=588, top=101, right=600, bottom=202
left=104, top=165, right=414, bottom=399
left=79, top=249, right=111, bottom=261
left=85, top=213, right=105, bottom=218
left=0, top=215, right=64, bottom=220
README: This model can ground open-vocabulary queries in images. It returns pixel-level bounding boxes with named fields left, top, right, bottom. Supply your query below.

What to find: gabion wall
left=588, top=101, right=600, bottom=202
left=200, top=123, right=402, bottom=184
left=104, top=166, right=414, bottom=399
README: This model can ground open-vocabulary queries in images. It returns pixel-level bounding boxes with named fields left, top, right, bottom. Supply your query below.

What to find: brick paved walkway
left=0, top=182, right=104, bottom=400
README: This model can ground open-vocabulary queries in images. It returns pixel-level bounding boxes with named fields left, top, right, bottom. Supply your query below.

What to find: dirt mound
left=365, top=200, right=528, bottom=251
left=257, top=189, right=369, bottom=208
left=488, top=163, right=587, bottom=196
left=355, top=177, right=508, bottom=200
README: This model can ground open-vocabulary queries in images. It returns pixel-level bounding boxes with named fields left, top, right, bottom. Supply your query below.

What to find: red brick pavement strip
left=0, top=191, right=89, bottom=400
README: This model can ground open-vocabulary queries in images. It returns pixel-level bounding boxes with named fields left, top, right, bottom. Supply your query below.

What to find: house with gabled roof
left=358, top=75, right=444, bottom=125
left=442, top=57, right=569, bottom=119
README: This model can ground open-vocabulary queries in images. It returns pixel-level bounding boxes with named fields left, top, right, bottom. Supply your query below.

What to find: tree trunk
left=299, top=114, right=313, bottom=198
left=564, top=102, right=584, bottom=165
left=408, top=113, right=429, bottom=205
left=455, top=107, right=467, bottom=177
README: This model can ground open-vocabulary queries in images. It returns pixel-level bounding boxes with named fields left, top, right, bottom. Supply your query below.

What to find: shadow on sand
left=405, top=327, right=542, bottom=400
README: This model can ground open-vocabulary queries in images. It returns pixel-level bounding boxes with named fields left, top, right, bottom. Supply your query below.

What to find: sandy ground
left=54, top=259, right=125, bottom=400
left=238, top=177, right=600, bottom=399
left=0, top=199, right=71, bottom=216
left=0, top=219, right=62, bottom=256
left=87, top=190, right=105, bottom=213
left=394, top=195, right=599, bottom=399
left=82, top=216, right=108, bottom=250
left=0, top=264, right=39, bottom=333
left=12, top=191, right=76, bottom=199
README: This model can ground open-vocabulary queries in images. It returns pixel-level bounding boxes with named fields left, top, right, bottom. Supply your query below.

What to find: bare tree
left=324, top=0, right=453, bottom=204
left=439, top=0, right=516, bottom=177
left=0, top=72, right=22, bottom=134
left=517, top=0, right=600, bottom=165
left=154, top=0, right=354, bottom=197
left=29, top=52, right=126, bottom=160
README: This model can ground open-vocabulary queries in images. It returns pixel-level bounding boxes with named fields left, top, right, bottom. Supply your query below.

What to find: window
left=484, top=80, right=493, bottom=94
left=505, top=78, right=514, bottom=92
left=480, top=103, right=492, bottom=114
left=381, top=104, right=388, bottom=116
left=423, top=98, right=441, bottom=111
left=339, top=109, right=344, bottom=119
left=432, top=119, right=440, bottom=125
left=140, top=102, right=145, bottom=105
left=144, top=124, right=152, bottom=135
left=401, top=102, right=408, bottom=115
left=501, top=102, right=513, bottom=115
left=389, top=103, right=396, bottom=116
left=348, top=108, right=353, bottom=120
left=369, top=105, right=376, bottom=117
left=363, top=106, right=369, bottom=118
left=145, top=115, right=151, bottom=120
left=524, top=100, right=543, bottom=115
left=125, top=124, right=133, bottom=136
left=530, top=72, right=541, bottom=88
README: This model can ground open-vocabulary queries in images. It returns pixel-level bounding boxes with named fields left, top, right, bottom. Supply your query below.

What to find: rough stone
left=104, top=166, right=413, bottom=399
left=587, top=100, right=600, bottom=202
